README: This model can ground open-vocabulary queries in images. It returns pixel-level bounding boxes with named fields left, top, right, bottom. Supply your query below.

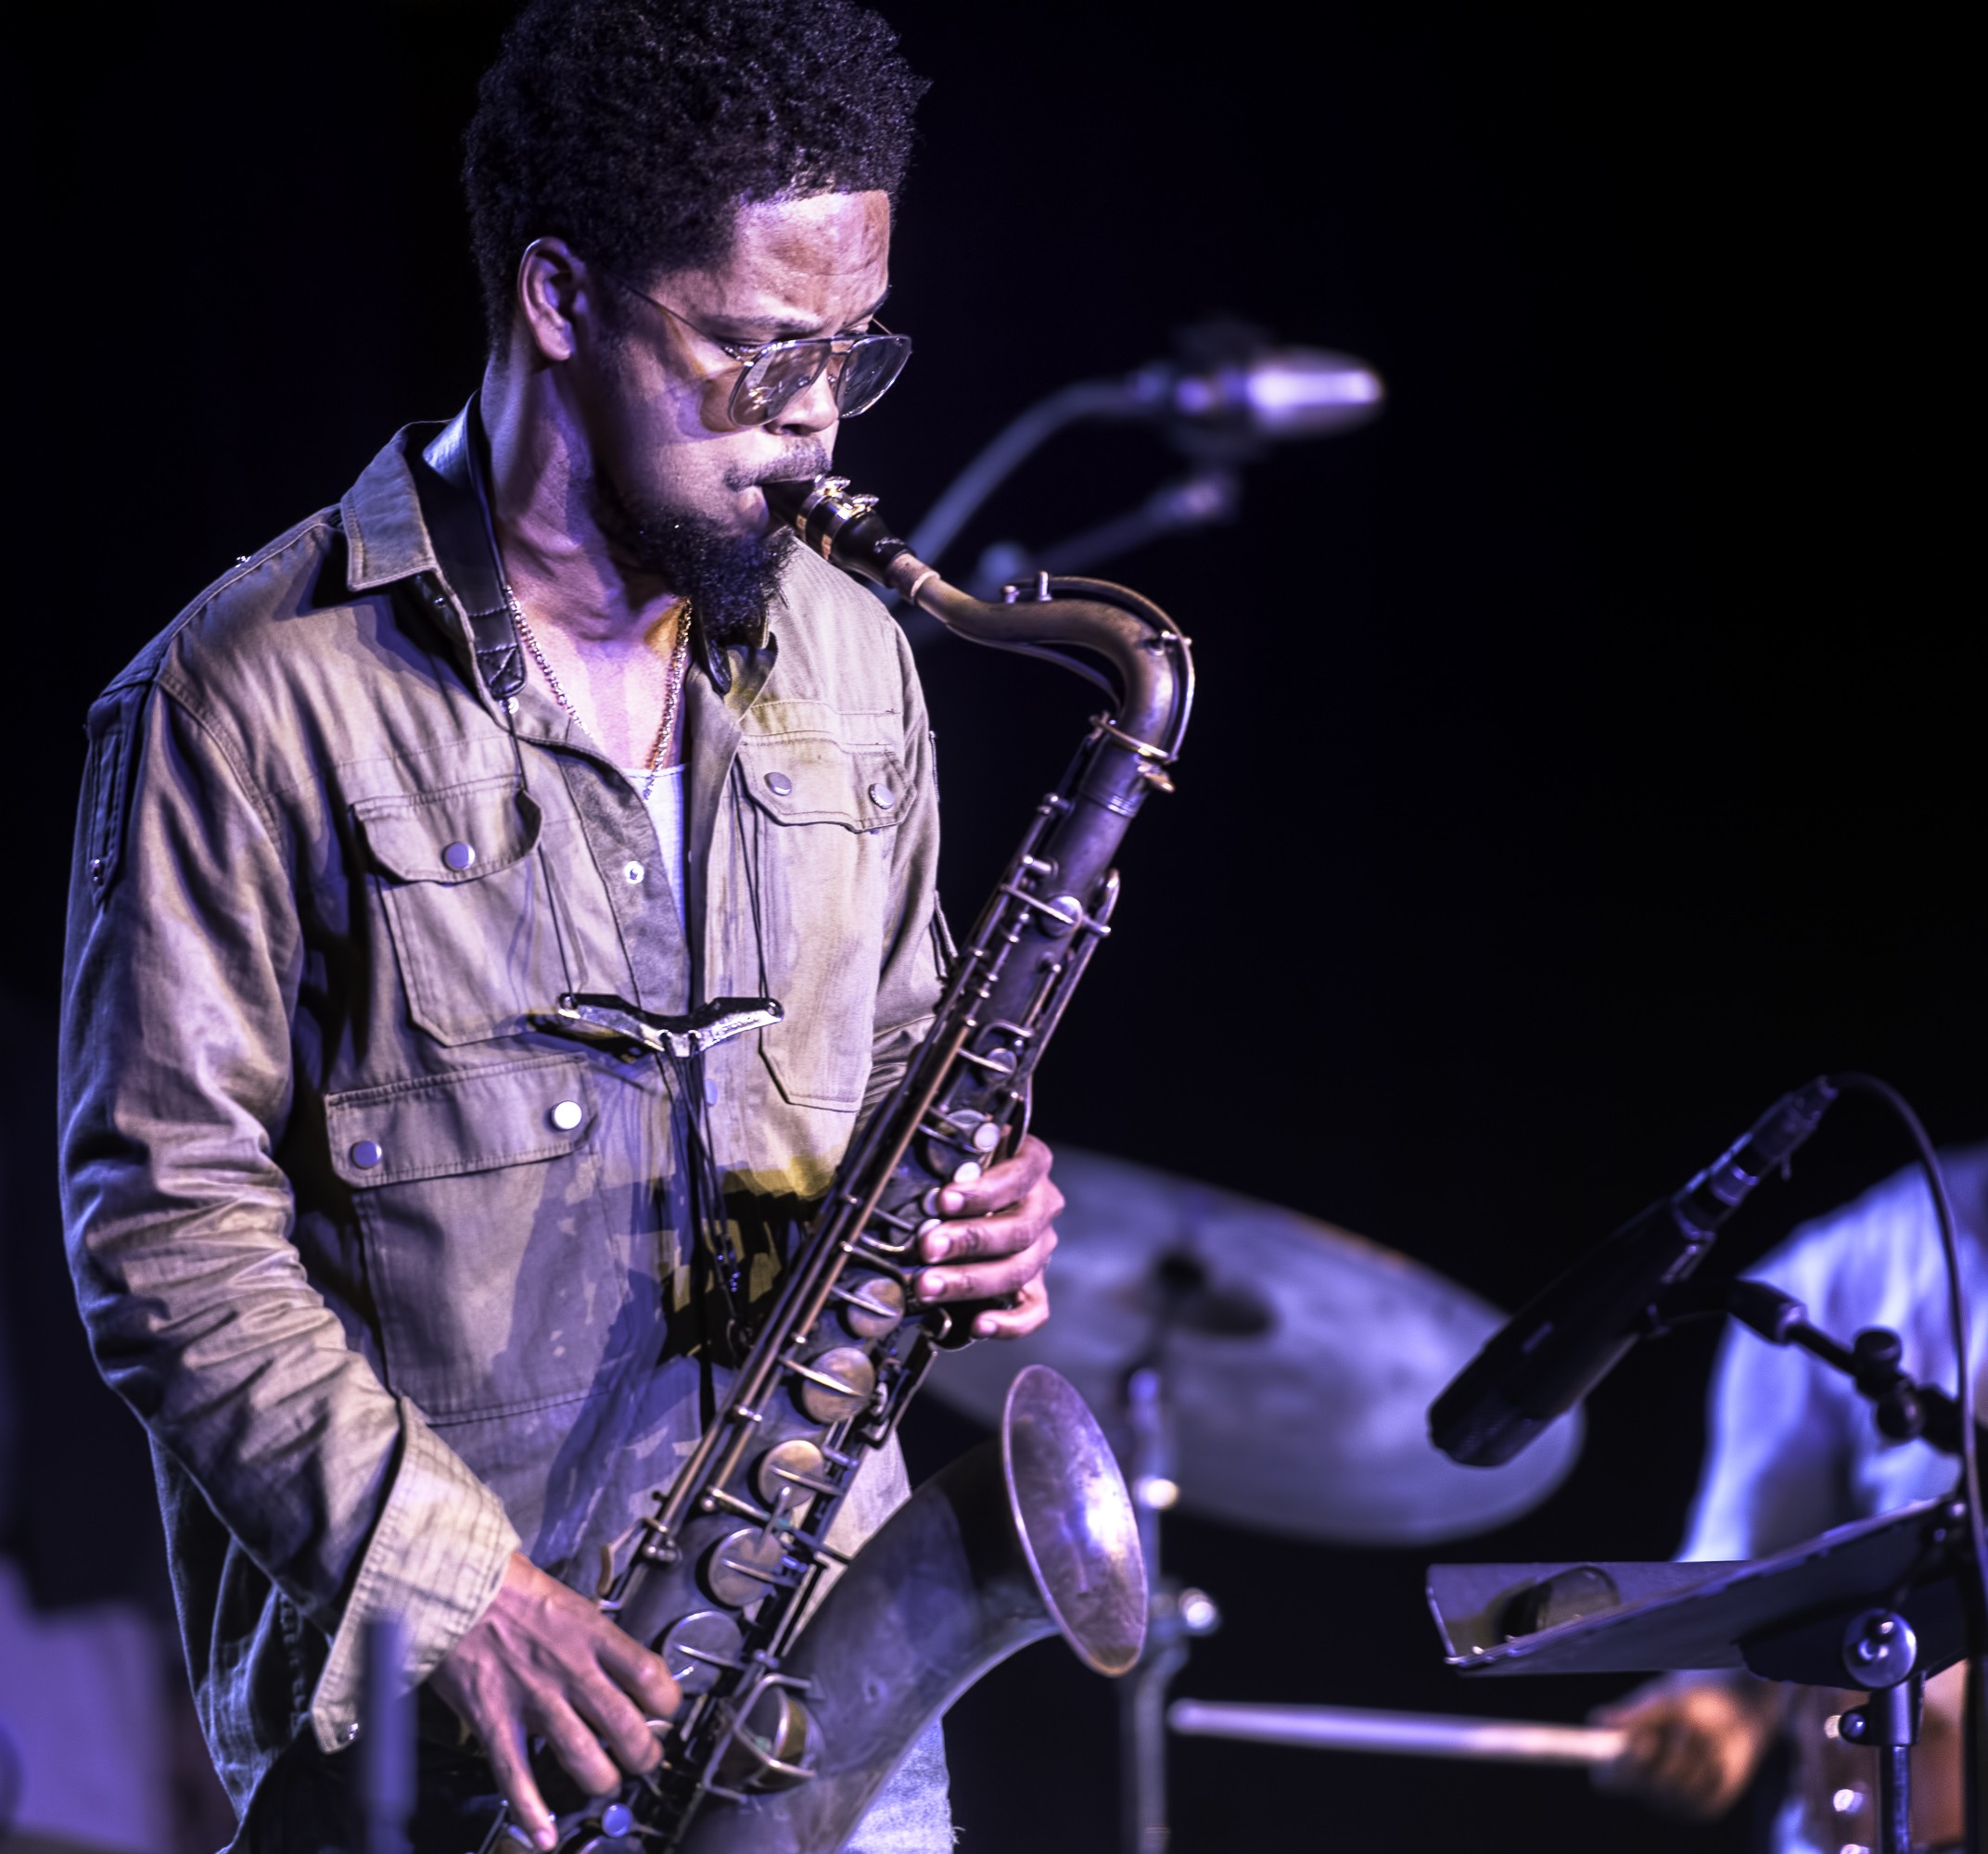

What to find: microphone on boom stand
left=898, top=318, right=1384, bottom=608
left=1429, top=1078, right=1840, bottom=1468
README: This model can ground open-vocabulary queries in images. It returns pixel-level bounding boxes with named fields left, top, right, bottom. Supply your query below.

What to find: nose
left=768, top=358, right=842, bottom=437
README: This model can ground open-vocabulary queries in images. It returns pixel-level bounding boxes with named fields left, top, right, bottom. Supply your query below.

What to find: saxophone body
left=514, top=476, right=1195, bottom=1854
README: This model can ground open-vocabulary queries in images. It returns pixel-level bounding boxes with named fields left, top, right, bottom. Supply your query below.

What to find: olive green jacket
left=57, top=406, right=945, bottom=1822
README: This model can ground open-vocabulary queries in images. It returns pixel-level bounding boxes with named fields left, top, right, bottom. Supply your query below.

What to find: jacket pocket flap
left=325, top=1054, right=595, bottom=1187
left=734, top=735, right=910, bottom=832
left=81, top=681, right=148, bottom=907
left=355, top=779, right=542, bottom=883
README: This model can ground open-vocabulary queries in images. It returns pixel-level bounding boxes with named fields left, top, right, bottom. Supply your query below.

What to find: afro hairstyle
left=464, top=0, right=927, bottom=349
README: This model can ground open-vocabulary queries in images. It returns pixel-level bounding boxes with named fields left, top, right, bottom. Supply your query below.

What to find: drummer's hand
left=1591, top=1672, right=1778, bottom=1822
left=918, top=1132, right=1062, bottom=1339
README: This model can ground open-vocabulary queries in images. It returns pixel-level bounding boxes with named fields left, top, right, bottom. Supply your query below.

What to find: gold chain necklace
left=508, top=591, right=690, bottom=802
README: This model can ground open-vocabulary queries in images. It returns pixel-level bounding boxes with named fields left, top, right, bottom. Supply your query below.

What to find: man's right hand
left=1590, top=1671, right=1780, bottom=1822
left=429, top=1551, right=682, bottom=1850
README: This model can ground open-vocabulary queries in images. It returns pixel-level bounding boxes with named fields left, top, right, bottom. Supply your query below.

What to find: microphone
left=1429, top=1078, right=1839, bottom=1467
left=1158, top=347, right=1383, bottom=440
left=902, top=320, right=1384, bottom=572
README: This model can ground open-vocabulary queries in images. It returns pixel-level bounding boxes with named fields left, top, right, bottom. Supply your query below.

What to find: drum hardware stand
left=1723, top=1278, right=1988, bottom=1462
left=1834, top=1635, right=1925, bottom=1854
left=1120, top=1362, right=1219, bottom=1854
left=1720, top=1275, right=1985, bottom=1850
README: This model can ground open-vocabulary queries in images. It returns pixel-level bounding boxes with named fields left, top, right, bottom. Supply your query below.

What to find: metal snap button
left=550, top=1099, right=584, bottom=1132
left=624, top=860, right=646, bottom=883
left=350, top=1140, right=384, bottom=1169
left=765, top=771, right=794, bottom=796
left=869, top=782, right=897, bottom=808
left=441, top=842, right=476, bottom=871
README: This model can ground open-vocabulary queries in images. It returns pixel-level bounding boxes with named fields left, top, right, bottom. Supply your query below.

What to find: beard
left=584, top=451, right=827, bottom=648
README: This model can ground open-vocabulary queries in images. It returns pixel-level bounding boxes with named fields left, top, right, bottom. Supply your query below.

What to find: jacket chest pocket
left=356, top=777, right=568, bottom=1047
left=733, top=733, right=910, bottom=1112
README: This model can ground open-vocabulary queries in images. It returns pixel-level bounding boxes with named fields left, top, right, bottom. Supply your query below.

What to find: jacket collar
left=338, top=398, right=527, bottom=703
left=416, top=400, right=527, bottom=701
left=338, top=422, right=440, bottom=593
left=338, top=394, right=771, bottom=709
left=421, top=392, right=736, bottom=698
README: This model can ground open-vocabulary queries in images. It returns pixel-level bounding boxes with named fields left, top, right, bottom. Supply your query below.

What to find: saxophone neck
left=763, top=473, right=1193, bottom=756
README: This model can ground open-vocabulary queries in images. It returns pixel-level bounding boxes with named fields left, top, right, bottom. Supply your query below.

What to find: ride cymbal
left=925, top=1148, right=1581, bottom=1545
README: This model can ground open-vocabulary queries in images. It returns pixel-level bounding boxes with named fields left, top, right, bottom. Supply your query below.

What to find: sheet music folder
left=1427, top=1495, right=1969, bottom=1683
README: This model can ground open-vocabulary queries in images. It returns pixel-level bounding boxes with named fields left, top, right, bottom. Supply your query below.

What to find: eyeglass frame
left=597, top=266, right=911, bottom=428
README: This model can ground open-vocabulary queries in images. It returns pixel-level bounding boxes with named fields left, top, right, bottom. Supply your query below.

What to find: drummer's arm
left=1591, top=1238, right=1845, bottom=1821
left=1591, top=1670, right=1787, bottom=1821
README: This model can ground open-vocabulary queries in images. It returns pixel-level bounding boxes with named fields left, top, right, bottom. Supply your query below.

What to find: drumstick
left=1167, top=1700, right=1627, bottom=1768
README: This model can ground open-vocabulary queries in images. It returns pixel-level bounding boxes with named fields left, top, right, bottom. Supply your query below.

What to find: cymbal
left=924, top=1148, right=1582, bottom=1545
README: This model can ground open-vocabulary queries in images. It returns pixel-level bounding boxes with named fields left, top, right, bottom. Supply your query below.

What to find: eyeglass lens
left=733, top=334, right=912, bottom=426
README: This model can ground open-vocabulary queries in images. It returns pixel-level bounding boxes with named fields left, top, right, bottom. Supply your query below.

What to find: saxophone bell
left=678, top=1365, right=1145, bottom=1852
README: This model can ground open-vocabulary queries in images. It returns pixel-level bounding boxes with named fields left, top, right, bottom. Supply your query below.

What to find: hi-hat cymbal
left=925, top=1148, right=1581, bottom=1545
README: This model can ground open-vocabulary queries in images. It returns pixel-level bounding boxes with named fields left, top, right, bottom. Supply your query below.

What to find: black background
left=0, top=4, right=1975, bottom=1849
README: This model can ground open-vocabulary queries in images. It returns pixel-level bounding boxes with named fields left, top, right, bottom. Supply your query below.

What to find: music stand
left=1427, top=1496, right=1973, bottom=1854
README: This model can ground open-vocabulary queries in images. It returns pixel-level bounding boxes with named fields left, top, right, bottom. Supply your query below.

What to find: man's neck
left=478, top=357, right=691, bottom=768
left=479, top=356, right=682, bottom=651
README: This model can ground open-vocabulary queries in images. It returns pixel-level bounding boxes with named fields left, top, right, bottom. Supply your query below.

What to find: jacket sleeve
left=58, top=669, right=517, bottom=1754
left=860, top=623, right=948, bottom=1118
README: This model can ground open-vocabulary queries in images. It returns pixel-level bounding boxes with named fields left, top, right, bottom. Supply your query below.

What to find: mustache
left=730, top=446, right=833, bottom=491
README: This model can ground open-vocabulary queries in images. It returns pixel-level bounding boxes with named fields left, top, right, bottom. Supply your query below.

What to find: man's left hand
left=916, top=1133, right=1061, bottom=1339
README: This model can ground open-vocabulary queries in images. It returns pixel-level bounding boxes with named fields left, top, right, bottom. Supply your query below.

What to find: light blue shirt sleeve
left=1678, top=1143, right=1988, bottom=1564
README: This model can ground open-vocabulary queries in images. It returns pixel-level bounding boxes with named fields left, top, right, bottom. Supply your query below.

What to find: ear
left=514, top=237, right=593, bottom=364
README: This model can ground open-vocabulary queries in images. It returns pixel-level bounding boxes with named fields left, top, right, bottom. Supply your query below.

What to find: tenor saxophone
left=503, top=475, right=1195, bottom=1854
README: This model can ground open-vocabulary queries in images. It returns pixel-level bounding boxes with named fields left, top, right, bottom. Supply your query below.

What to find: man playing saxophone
left=57, top=4, right=1062, bottom=1848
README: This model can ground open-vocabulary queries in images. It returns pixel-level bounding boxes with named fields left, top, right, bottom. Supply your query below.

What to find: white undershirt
left=624, top=764, right=686, bottom=926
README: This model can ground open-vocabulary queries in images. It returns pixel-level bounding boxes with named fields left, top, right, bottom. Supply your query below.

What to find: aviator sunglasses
left=602, top=269, right=912, bottom=427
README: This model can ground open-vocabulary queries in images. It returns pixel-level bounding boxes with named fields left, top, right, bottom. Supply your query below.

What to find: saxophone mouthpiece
left=764, top=474, right=914, bottom=587
left=759, top=476, right=818, bottom=527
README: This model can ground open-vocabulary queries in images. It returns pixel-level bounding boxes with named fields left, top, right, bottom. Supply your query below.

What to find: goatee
left=586, top=467, right=800, bottom=648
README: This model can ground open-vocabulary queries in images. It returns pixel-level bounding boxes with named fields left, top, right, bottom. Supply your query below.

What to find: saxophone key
left=713, top=1682, right=819, bottom=1793
left=954, top=1043, right=1019, bottom=1076
left=658, top=1610, right=746, bottom=1695
left=917, top=1109, right=1001, bottom=1179
left=830, top=1274, right=906, bottom=1339
left=919, top=1166, right=981, bottom=1218
left=703, top=1529, right=800, bottom=1608
left=754, top=1437, right=840, bottom=1507
left=783, top=1345, right=877, bottom=1422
